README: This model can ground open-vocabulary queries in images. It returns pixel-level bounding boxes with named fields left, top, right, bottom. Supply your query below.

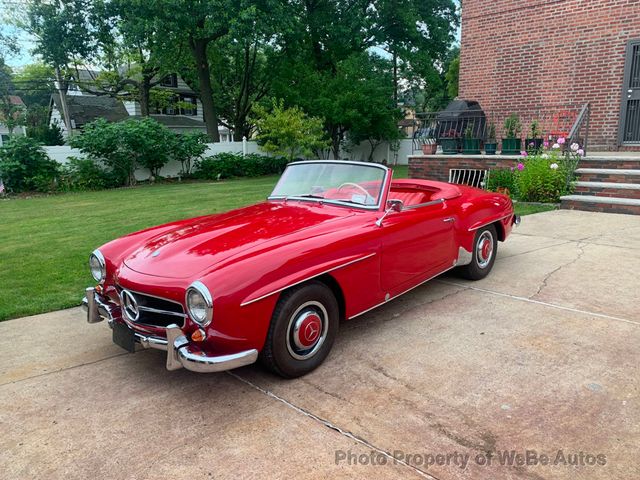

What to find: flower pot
left=501, top=138, right=522, bottom=155
left=485, top=142, right=498, bottom=155
left=421, top=143, right=437, bottom=155
left=440, top=138, right=460, bottom=154
left=525, top=138, right=544, bottom=153
left=462, top=138, right=481, bottom=154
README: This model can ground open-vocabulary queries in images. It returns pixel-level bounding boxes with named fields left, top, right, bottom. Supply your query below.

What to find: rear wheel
left=260, top=281, right=338, bottom=378
left=457, top=224, right=498, bottom=280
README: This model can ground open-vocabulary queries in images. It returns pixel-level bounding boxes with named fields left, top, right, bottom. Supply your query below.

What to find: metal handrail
left=567, top=103, right=591, bottom=155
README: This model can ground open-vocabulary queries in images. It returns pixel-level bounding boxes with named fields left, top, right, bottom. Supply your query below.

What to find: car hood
left=123, top=201, right=353, bottom=279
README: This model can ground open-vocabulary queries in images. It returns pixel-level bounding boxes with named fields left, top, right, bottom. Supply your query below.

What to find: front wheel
left=260, top=281, right=339, bottom=378
left=456, top=224, right=498, bottom=280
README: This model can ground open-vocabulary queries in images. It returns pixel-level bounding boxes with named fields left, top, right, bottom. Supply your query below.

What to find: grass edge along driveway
left=0, top=169, right=552, bottom=321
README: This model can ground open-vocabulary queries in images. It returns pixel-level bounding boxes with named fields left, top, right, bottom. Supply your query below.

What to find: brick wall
left=459, top=0, right=640, bottom=151
left=409, top=155, right=520, bottom=182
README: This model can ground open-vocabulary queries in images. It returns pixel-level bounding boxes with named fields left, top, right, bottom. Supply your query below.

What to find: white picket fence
left=45, top=139, right=413, bottom=181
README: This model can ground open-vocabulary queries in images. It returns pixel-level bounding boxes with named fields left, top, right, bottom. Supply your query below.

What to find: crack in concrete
left=436, top=280, right=640, bottom=327
left=227, top=371, right=441, bottom=480
left=529, top=242, right=586, bottom=300
left=497, top=240, right=573, bottom=260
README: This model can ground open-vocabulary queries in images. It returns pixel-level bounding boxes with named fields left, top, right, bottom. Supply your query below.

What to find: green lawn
left=0, top=165, right=549, bottom=321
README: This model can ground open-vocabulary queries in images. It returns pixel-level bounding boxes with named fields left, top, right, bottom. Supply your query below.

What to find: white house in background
left=50, top=70, right=233, bottom=140
left=0, top=95, right=27, bottom=146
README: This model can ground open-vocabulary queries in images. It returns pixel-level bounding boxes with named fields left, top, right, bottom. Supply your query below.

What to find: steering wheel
left=337, top=182, right=371, bottom=198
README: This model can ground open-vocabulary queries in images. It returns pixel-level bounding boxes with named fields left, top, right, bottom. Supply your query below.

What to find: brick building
left=459, top=0, right=640, bottom=151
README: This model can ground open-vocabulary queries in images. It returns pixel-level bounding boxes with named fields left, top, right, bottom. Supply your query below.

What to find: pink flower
left=520, top=151, right=528, bottom=157
left=571, top=142, right=580, bottom=152
left=517, top=163, right=525, bottom=171
left=557, top=137, right=566, bottom=145
left=543, top=141, right=550, bottom=148
left=577, top=149, right=585, bottom=156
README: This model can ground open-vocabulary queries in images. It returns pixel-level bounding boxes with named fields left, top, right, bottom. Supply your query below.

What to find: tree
left=372, top=0, right=459, bottom=103
left=27, top=0, right=97, bottom=137
left=445, top=53, right=460, bottom=99
left=254, top=100, right=328, bottom=160
left=11, top=63, right=55, bottom=107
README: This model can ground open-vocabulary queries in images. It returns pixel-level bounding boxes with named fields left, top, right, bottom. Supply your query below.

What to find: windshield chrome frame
left=268, top=160, right=391, bottom=211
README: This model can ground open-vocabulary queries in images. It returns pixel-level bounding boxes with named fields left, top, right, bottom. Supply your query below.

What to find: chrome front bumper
left=82, top=287, right=258, bottom=373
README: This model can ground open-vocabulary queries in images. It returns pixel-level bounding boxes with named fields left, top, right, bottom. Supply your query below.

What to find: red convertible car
left=83, top=161, right=518, bottom=377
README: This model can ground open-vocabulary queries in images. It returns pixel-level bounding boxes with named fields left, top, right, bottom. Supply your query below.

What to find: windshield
left=269, top=162, right=388, bottom=208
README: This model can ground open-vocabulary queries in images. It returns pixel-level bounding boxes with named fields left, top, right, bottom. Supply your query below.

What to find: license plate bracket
left=113, top=322, right=136, bottom=353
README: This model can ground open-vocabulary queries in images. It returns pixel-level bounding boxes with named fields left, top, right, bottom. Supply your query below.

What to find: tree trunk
left=139, top=75, right=151, bottom=116
left=392, top=50, right=398, bottom=106
left=55, top=67, right=73, bottom=138
left=331, top=126, right=341, bottom=160
left=192, top=38, right=220, bottom=142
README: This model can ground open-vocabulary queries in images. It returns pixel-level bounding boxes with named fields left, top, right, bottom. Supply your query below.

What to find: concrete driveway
left=1, top=210, right=639, bottom=480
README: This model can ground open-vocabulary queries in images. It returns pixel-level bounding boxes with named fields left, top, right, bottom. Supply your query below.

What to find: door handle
left=443, top=217, right=455, bottom=223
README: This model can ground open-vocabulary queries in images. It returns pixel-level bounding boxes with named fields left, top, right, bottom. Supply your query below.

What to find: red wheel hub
left=481, top=239, right=491, bottom=260
left=296, top=313, right=322, bottom=348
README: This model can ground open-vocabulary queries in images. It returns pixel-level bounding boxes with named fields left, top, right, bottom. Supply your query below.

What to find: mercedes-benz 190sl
left=83, top=160, right=519, bottom=377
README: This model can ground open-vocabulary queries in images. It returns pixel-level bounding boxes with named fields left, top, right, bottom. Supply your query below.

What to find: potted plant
left=485, top=122, right=497, bottom=155
left=462, top=123, right=481, bottom=154
left=502, top=113, right=522, bottom=155
left=421, top=138, right=437, bottom=155
left=439, top=129, right=460, bottom=155
left=525, top=120, right=543, bottom=153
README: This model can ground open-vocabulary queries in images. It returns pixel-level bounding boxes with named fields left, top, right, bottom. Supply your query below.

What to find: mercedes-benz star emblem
left=304, top=322, right=319, bottom=342
left=121, top=290, right=140, bottom=321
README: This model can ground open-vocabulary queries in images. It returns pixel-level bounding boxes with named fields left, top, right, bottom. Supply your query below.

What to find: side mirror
left=376, top=199, right=404, bottom=227
left=386, top=199, right=404, bottom=212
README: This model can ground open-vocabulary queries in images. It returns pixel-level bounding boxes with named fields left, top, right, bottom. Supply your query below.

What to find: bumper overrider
left=82, top=287, right=258, bottom=373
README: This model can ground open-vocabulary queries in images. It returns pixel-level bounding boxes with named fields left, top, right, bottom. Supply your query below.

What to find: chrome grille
left=118, top=288, right=186, bottom=328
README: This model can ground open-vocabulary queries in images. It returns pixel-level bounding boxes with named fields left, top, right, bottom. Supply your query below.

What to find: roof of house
left=130, top=115, right=208, bottom=129
left=51, top=94, right=129, bottom=126
left=7, top=95, right=25, bottom=106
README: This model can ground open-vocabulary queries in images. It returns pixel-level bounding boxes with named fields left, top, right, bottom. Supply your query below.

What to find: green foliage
left=254, top=100, right=328, bottom=160
left=12, top=63, right=56, bottom=107
left=26, top=122, right=65, bottom=146
left=445, top=55, right=460, bottom=99
left=194, top=152, right=290, bottom=180
left=171, top=132, right=209, bottom=175
left=70, top=118, right=175, bottom=185
left=503, top=114, right=522, bottom=139
left=515, top=157, right=567, bottom=203
left=0, top=136, right=59, bottom=192
left=486, top=168, right=517, bottom=196
left=529, top=119, right=541, bottom=139
left=487, top=122, right=497, bottom=141
left=58, top=157, right=117, bottom=191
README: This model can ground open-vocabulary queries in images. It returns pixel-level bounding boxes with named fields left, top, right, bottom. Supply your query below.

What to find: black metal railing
left=567, top=103, right=591, bottom=155
left=412, top=105, right=585, bottom=154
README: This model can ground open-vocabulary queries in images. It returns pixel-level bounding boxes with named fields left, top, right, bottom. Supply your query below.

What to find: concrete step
left=560, top=195, right=640, bottom=215
left=581, top=156, right=640, bottom=169
left=574, top=181, right=640, bottom=200
left=575, top=168, right=640, bottom=183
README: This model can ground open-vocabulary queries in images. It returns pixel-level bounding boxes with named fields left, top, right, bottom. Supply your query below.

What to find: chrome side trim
left=468, top=213, right=511, bottom=232
left=240, top=252, right=378, bottom=307
left=403, top=198, right=446, bottom=210
left=348, top=265, right=456, bottom=320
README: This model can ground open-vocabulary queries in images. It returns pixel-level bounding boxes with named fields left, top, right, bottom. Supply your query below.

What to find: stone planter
left=485, top=142, right=498, bottom=155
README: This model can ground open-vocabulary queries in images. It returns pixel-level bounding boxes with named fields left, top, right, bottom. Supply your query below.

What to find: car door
left=379, top=199, right=457, bottom=295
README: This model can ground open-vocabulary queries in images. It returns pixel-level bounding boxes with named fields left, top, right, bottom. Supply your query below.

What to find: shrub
left=0, top=136, right=59, bottom=192
left=70, top=118, right=174, bottom=185
left=487, top=168, right=517, bottom=196
left=254, top=99, right=328, bottom=160
left=503, top=113, right=522, bottom=139
left=26, top=123, right=65, bottom=146
left=171, top=132, right=208, bottom=176
left=194, top=152, right=290, bottom=180
left=58, top=157, right=117, bottom=191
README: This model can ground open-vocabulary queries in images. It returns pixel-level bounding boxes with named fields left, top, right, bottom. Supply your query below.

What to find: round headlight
left=89, top=250, right=106, bottom=283
left=186, top=281, right=213, bottom=326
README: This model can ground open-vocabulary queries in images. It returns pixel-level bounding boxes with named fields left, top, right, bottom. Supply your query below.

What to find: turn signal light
left=191, top=328, right=206, bottom=342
